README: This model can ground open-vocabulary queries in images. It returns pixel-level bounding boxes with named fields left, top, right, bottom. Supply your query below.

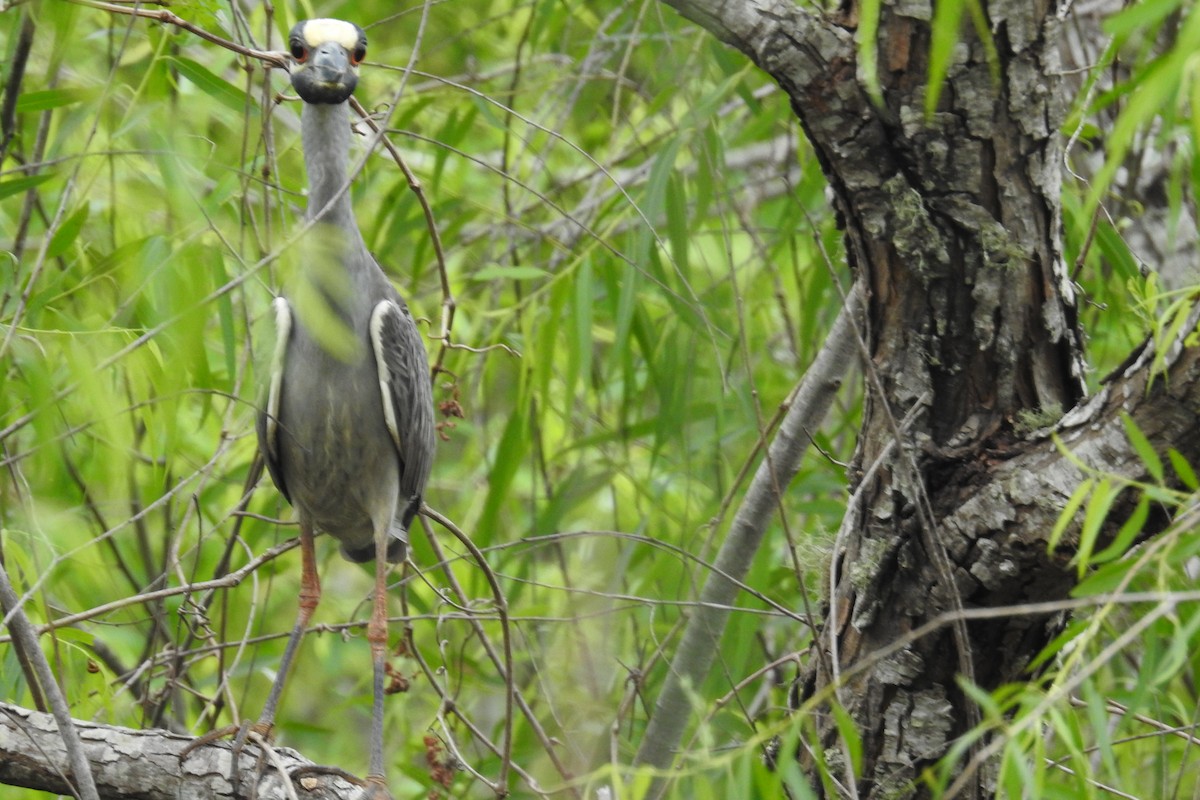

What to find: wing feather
left=256, top=296, right=293, bottom=503
left=369, top=299, right=435, bottom=527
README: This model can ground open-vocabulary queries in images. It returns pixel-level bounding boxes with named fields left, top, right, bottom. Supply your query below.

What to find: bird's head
left=287, top=19, right=367, bottom=105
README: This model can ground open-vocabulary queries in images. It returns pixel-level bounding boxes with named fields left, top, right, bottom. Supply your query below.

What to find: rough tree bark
left=0, top=701, right=365, bottom=800
left=652, top=0, right=1200, bottom=797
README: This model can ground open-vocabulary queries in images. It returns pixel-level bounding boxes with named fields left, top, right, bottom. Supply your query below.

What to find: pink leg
left=257, top=519, right=321, bottom=733
left=364, top=528, right=393, bottom=798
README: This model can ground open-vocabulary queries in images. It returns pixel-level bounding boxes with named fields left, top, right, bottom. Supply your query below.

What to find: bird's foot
left=180, top=719, right=275, bottom=757
left=179, top=719, right=277, bottom=797
left=244, top=719, right=276, bottom=741
left=180, top=723, right=240, bottom=759
left=362, top=774, right=396, bottom=800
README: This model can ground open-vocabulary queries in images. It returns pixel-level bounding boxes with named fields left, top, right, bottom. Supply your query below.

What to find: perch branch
left=0, top=700, right=370, bottom=800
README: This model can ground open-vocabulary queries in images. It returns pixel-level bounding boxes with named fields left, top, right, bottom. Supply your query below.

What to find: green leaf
left=925, top=1, right=966, bottom=116
left=830, top=703, right=862, bottom=775
left=709, top=40, right=761, bottom=113
left=1094, top=220, right=1141, bottom=282
left=1076, top=478, right=1122, bottom=576
left=1030, top=618, right=1089, bottom=668
left=1080, top=683, right=1119, bottom=779
left=171, top=56, right=251, bottom=113
left=856, top=0, right=884, bottom=108
left=290, top=237, right=363, bottom=364
left=46, top=204, right=89, bottom=259
left=478, top=385, right=530, bottom=540
left=15, top=87, right=98, bottom=113
left=665, top=173, right=689, bottom=281
left=469, top=92, right=507, bottom=130
left=956, top=676, right=1002, bottom=720
left=1091, top=494, right=1148, bottom=565
left=1103, top=0, right=1183, bottom=39
left=0, top=173, right=53, bottom=200
left=1151, top=610, right=1200, bottom=687
left=469, top=264, right=550, bottom=282
left=1121, top=411, right=1163, bottom=484
left=50, top=626, right=95, bottom=646
left=210, top=252, right=237, bottom=383
left=570, top=257, right=594, bottom=401
left=1168, top=448, right=1199, bottom=490
left=1084, top=54, right=1180, bottom=216
left=640, top=135, right=683, bottom=264
left=1047, top=477, right=1094, bottom=553
left=1153, top=296, right=1196, bottom=377
left=611, top=260, right=639, bottom=389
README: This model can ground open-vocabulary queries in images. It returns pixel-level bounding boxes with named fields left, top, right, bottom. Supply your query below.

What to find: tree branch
left=938, top=307, right=1200, bottom=610
left=656, top=0, right=869, bottom=175
left=657, top=0, right=829, bottom=63
left=0, top=701, right=369, bottom=800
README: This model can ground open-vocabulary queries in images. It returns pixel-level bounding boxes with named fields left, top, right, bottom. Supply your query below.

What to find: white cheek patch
left=303, top=18, right=360, bottom=50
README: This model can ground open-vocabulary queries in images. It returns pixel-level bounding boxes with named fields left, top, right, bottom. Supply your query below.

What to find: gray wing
left=368, top=299, right=436, bottom=530
left=256, top=296, right=293, bottom=504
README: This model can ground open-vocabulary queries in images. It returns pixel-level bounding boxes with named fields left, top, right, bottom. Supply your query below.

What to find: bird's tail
left=339, top=526, right=407, bottom=564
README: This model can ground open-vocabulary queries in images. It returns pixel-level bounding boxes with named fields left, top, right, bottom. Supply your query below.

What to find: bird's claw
left=179, top=719, right=278, bottom=797
left=180, top=719, right=274, bottom=756
left=245, top=719, right=276, bottom=742
left=179, top=723, right=238, bottom=760
left=361, top=774, right=395, bottom=800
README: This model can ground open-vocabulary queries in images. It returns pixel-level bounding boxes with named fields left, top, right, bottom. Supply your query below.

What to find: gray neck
left=301, top=101, right=358, bottom=233
left=298, top=100, right=381, bottom=322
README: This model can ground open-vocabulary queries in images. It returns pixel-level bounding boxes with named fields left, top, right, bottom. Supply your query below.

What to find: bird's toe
left=361, top=774, right=395, bottom=800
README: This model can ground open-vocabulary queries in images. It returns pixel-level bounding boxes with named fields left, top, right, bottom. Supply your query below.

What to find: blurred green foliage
left=0, top=1, right=848, bottom=796
left=2, top=0, right=1200, bottom=798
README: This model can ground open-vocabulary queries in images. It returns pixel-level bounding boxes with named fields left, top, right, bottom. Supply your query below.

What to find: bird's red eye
left=290, top=41, right=307, bottom=62
left=351, top=45, right=367, bottom=65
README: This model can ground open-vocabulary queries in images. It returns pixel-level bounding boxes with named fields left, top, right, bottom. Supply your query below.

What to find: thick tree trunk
left=795, top=335, right=1200, bottom=797
left=786, top=3, right=1085, bottom=795
left=656, top=0, right=1200, bottom=797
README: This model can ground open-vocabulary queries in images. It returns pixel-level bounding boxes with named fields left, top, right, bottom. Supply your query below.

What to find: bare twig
left=420, top=507, right=515, bottom=795
left=67, top=0, right=288, bottom=69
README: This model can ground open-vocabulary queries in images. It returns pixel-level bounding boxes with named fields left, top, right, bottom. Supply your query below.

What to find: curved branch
left=658, top=0, right=828, bottom=61
left=657, top=0, right=869, bottom=172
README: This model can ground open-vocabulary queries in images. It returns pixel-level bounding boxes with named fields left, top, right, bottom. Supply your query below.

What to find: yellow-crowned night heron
left=254, top=17, right=435, bottom=793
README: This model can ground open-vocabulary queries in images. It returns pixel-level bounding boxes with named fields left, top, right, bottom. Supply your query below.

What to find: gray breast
left=276, top=324, right=401, bottom=557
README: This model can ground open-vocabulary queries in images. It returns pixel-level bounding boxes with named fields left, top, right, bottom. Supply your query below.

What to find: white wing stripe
left=369, top=300, right=403, bottom=452
left=265, top=297, right=292, bottom=458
